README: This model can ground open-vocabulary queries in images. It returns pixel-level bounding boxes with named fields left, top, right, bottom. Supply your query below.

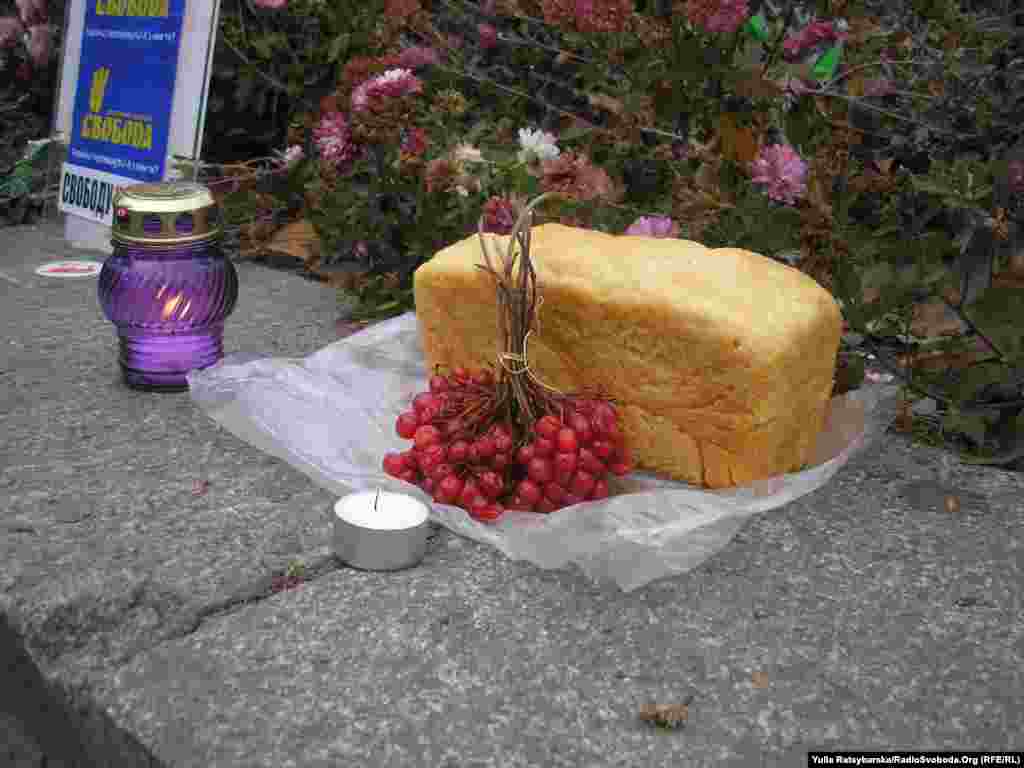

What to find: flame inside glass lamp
left=98, top=182, right=238, bottom=392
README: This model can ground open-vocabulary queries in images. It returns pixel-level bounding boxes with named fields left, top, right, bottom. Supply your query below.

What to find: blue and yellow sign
left=67, top=0, right=185, bottom=188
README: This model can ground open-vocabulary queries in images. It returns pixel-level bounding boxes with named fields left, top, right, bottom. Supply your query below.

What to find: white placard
left=54, top=0, right=221, bottom=246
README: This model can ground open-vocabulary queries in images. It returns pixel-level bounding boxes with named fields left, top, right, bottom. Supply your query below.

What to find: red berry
left=458, top=481, right=480, bottom=509
left=578, top=447, right=606, bottom=476
left=536, top=497, right=556, bottom=514
left=517, top=479, right=542, bottom=506
left=475, top=436, right=496, bottom=460
left=414, top=424, right=442, bottom=449
left=533, top=437, right=555, bottom=457
left=609, top=461, right=632, bottom=476
left=413, top=392, right=438, bottom=413
left=421, top=477, right=437, bottom=495
left=398, top=468, right=418, bottom=484
left=554, top=468, right=573, bottom=487
left=591, top=478, right=610, bottom=500
left=417, top=404, right=440, bottom=425
left=453, top=366, right=470, bottom=382
left=553, top=451, right=577, bottom=476
left=431, top=462, right=456, bottom=481
left=507, top=495, right=532, bottom=512
left=429, top=375, right=449, bottom=393
left=556, top=427, right=579, bottom=454
left=448, top=440, right=470, bottom=463
left=535, top=414, right=562, bottom=440
left=570, top=470, right=596, bottom=498
left=593, top=403, right=618, bottom=436
left=382, top=452, right=406, bottom=477
left=417, top=444, right=447, bottom=474
left=516, top=444, right=535, bottom=465
left=491, top=452, right=510, bottom=471
left=401, top=450, right=419, bottom=469
left=472, top=501, right=504, bottom=522
left=562, top=492, right=584, bottom=507
left=592, top=439, right=614, bottom=461
left=477, top=470, right=505, bottom=500
left=543, top=482, right=565, bottom=504
left=527, top=457, right=553, bottom=485
left=571, top=398, right=592, bottom=415
left=568, top=412, right=593, bottom=444
left=396, top=411, right=419, bottom=439
left=444, top=417, right=465, bottom=437
left=494, top=431, right=514, bottom=454
left=438, top=473, right=464, bottom=501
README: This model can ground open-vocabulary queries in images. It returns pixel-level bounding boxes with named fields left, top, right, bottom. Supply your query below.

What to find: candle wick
left=374, top=490, right=380, bottom=513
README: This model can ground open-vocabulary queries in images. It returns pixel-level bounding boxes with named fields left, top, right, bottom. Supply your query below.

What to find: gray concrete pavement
left=2, top=216, right=1022, bottom=767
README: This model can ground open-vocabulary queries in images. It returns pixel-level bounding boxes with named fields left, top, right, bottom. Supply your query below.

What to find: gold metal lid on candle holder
left=111, top=182, right=221, bottom=246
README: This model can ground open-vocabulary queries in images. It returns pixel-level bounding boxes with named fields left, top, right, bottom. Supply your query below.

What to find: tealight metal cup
left=332, top=491, right=430, bottom=571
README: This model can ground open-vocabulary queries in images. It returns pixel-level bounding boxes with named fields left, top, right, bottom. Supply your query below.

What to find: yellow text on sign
left=96, top=0, right=170, bottom=17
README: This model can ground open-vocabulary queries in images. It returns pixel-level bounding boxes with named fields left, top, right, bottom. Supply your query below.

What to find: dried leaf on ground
left=717, top=112, right=760, bottom=165
left=263, top=218, right=320, bottom=268
left=639, top=698, right=693, bottom=729
left=751, top=671, right=770, bottom=689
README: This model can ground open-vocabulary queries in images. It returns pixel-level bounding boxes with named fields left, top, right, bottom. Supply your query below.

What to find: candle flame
left=161, top=294, right=182, bottom=320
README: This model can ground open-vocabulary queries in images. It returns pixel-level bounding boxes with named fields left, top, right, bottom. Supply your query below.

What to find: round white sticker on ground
left=35, top=261, right=103, bottom=278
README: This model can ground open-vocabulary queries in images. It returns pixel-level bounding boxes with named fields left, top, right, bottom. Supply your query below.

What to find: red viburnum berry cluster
left=383, top=366, right=633, bottom=523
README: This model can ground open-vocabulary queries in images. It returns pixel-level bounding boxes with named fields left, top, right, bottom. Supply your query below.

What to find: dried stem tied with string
left=475, top=192, right=578, bottom=430
left=384, top=192, right=633, bottom=520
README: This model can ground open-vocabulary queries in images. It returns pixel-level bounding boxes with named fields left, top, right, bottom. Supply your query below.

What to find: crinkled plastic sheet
left=187, top=312, right=903, bottom=591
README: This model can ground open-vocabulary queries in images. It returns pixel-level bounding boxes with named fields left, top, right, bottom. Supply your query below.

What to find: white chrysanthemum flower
left=280, top=144, right=304, bottom=168
left=453, top=144, right=484, bottom=164
left=517, top=127, right=560, bottom=163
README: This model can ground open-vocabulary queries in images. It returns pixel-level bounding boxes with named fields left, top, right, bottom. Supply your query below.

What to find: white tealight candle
left=334, top=490, right=429, bottom=531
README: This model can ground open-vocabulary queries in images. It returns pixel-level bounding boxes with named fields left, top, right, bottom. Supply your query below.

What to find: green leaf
left=962, top=285, right=1024, bottom=360
left=327, top=32, right=350, bottom=63
left=558, top=122, right=595, bottom=143
left=941, top=408, right=989, bottom=448
left=812, top=44, right=843, bottom=81
left=250, top=36, right=274, bottom=59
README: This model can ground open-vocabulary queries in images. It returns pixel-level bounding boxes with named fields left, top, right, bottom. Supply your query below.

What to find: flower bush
left=213, top=0, right=1024, bottom=460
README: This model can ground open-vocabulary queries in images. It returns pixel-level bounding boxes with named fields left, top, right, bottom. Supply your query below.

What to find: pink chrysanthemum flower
left=749, top=144, right=808, bottom=205
left=397, top=45, right=439, bottom=69
left=312, top=111, right=359, bottom=170
left=782, top=20, right=844, bottom=60
left=16, top=0, right=47, bottom=25
left=478, top=22, right=498, bottom=49
left=252, top=0, right=287, bottom=8
left=0, top=16, right=24, bottom=47
left=686, top=0, right=749, bottom=35
left=624, top=216, right=680, bottom=238
left=481, top=196, right=517, bottom=234
left=26, top=23, right=49, bottom=66
left=351, top=68, right=423, bottom=112
left=862, top=78, right=895, bottom=98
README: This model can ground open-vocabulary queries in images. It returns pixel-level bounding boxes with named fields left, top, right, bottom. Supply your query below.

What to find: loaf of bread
left=413, top=223, right=843, bottom=488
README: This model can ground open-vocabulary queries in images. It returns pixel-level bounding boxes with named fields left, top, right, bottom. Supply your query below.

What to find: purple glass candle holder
left=97, top=182, right=237, bottom=392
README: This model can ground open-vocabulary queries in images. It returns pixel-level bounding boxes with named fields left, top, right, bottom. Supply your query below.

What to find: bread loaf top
left=422, top=223, right=840, bottom=362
